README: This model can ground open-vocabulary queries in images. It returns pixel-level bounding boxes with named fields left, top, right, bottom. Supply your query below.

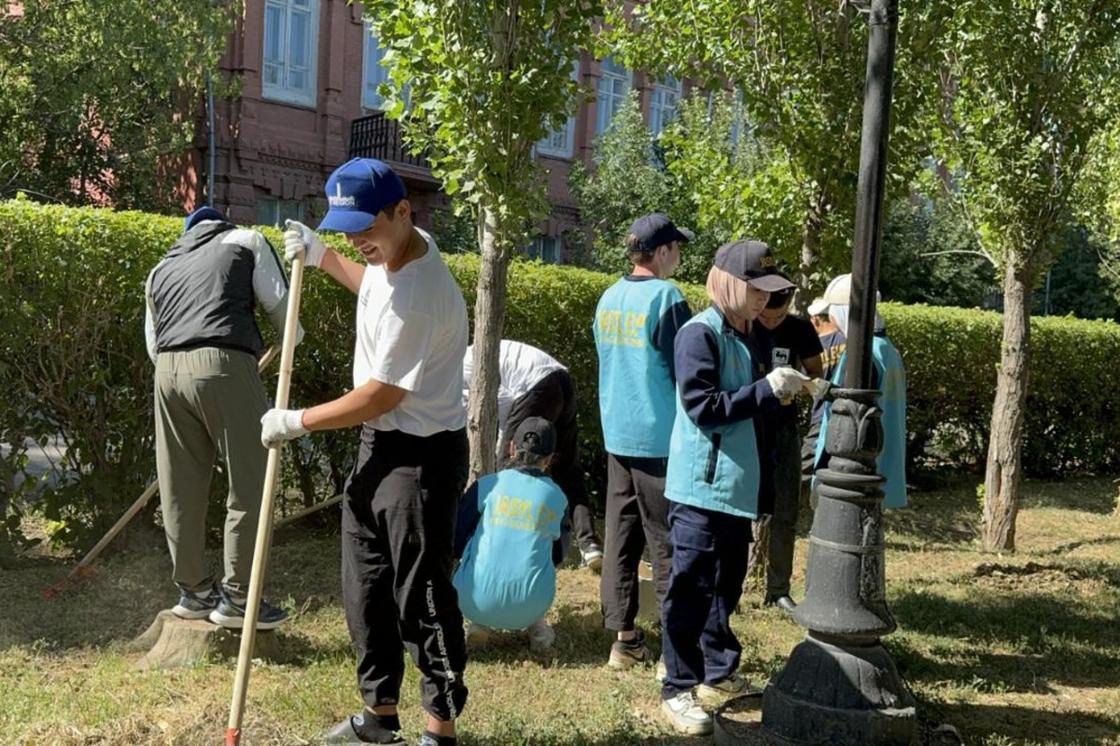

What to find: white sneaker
left=465, top=622, right=492, bottom=648
left=697, top=672, right=756, bottom=705
left=527, top=617, right=556, bottom=655
left=580, top=544, right=604, bottom=572
left=661, top=690, right=713, bottom=735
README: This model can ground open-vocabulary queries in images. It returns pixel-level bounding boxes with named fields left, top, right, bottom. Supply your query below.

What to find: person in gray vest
left=143, top=206, right=301, bottom=630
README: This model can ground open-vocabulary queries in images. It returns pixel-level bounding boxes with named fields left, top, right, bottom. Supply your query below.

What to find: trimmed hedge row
left=3, top=199, right=1119, bottom=549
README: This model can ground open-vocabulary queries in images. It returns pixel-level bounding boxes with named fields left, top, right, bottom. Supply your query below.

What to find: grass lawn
left=2, top=476, right=1118, bottom=745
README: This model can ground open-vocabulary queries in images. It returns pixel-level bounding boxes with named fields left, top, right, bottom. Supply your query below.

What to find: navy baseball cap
left=318, top=158, right=407, bottom=233
left=714, top=240, right=795, bottom=292
left=512, top=416, right=557, bottom=457
left=184, top=206, right=225, bottom=232
left=627, top=213, right=694, bottom=253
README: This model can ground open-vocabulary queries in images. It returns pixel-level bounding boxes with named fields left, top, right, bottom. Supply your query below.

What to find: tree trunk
left=795, top=185, right=827, bottom=310
left=981, top=259, right=1032, bottom=552
left=467, top=207, right=513, bottom=483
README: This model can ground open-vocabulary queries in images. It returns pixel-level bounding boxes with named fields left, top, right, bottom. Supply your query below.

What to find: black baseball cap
left=714, top=240, right=795, bottom=292
left=512, top=417, right=556, bottom=457
left=627, top=213, right=694, bottom=253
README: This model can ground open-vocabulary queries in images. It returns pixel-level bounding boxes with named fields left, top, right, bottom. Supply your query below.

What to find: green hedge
left=3, top=199, right=1119, bottom=549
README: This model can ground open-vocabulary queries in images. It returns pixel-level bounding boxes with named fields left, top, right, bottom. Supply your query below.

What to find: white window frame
left=537, top=60, right=581, bottom=158
left=595, top=56, right=632, bottom=137
left=257, top=197, right=305, bottom=228
left=361, top=19, right=389, bottom=111
left=262, top=0, right=320, bottom=107
left=649, top=76, right=683, bottom=137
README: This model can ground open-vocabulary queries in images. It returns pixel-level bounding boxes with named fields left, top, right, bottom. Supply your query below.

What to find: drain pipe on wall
left=207, top=72, right=216, bottom=207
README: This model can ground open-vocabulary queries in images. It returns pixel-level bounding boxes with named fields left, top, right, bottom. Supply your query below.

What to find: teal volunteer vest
left=453, top=468, right=567, bottom=629
left=593, top=277, right=685, bottom=458
left=814, top=335, right=908, bottom=509
left=664, top=307, right=762, bottom=519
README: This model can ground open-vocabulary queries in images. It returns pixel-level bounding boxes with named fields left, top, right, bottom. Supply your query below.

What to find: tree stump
left=131, top=609, right=280, bottom=670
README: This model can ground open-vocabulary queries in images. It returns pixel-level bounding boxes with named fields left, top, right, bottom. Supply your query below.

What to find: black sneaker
left=171, top=584, right=219, bottom=620
left=322, top=712, right=406, bottom=745
left=209, top=590, right=289, bottom=630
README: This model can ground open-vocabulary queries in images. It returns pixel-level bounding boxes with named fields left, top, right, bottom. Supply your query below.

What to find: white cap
left=823, top=273, right=880, bottom=306
left=807, top=297, right=829, bottom=317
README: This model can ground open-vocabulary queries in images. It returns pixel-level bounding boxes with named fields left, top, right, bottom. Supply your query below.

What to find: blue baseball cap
left=184, top=206, right=225, bottom=232
left=318, top=158, right=407, bottom=233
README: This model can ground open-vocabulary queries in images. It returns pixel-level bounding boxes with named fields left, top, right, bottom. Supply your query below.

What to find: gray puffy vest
left=150, top=221, right=270, bottom=356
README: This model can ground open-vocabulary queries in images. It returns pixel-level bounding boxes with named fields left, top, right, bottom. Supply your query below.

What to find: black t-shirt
left=750, top=314, right=824, bottom=425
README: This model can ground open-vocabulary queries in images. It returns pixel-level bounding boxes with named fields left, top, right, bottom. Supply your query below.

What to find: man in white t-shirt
left=261, top=158, right=468, bottom=746
left=462, top=340, right=603, bottom=569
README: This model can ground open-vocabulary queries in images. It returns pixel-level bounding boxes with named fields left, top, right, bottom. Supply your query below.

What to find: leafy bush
left=3, top=199, right=1119, bottom=550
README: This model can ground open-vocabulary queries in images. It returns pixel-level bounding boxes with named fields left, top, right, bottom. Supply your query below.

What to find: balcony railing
left=349, top=112, right=430, bottom=171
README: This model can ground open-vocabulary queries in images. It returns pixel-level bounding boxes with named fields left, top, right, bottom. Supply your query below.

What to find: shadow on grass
left=0, top=533, right=345, bottom=653
left=1042, top=535, right=1120, bottom=556
left=1021, top=477, right=1118, bottom=515
left=891, top=586, right=1120, bottom=692
left=924, top=699, right=1120, bottom=745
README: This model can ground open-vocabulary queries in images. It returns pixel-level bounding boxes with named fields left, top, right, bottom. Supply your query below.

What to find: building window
left=262, top=0, right=319, bottom=107
left=537, top=59, right=581, bottom=158
left=362, top=20, right=389, bottom=110
left=257, top=197, right=305, bottom=227
left=595, top=56, right=631, bottom=136
left=527, top=236, right=561, bottom=264
left=650, top=76, right=682, bottom=137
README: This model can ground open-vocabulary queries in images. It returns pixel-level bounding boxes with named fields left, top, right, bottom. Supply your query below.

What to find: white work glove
left=803, top=377, right=831, bottom=400
left=765, top=367, right=811, bottom=399
left=260, top=408, right=308, bottom=448
left=283, top=219, right=327, bottom=268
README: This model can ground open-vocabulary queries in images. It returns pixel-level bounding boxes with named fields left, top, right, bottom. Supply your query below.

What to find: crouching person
left=659, top=241, right=811, bottom=736
left=453, top=417, right=568, bottom=656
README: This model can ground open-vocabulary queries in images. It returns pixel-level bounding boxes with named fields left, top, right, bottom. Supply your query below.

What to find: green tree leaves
left=0, top=0, right=237, bottom=210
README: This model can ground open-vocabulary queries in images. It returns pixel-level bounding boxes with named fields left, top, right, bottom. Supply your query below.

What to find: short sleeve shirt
left=353, top=228, right=468, bottom=436
left=462, top=340, right=566, bottom=432
left=750, top=313, right=824, bottom=424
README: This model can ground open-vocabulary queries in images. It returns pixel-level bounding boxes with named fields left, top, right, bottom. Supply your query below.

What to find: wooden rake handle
left=225, top=251, right=306, bottom=745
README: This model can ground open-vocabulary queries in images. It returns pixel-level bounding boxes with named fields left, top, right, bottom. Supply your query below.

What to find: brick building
left=189, top=0, right=691, bottom=262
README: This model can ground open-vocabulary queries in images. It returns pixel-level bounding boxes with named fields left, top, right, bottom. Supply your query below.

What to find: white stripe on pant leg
left=425, top=579, right=459, bottom=719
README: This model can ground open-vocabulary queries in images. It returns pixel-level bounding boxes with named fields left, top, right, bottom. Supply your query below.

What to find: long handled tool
left=41, top=345, right=280, bottom=600
left=225, top=251, right=305, bottom=746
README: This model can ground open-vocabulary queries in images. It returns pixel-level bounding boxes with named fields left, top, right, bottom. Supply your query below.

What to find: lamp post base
left=761, top=635, right=916, bottom=745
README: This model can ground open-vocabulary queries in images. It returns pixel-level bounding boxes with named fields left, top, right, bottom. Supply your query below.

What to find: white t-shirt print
left=353, top=227, right=468, bottom=436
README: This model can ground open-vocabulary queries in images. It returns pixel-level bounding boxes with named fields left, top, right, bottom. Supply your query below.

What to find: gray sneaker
left=527, top=618, right=556, bottom=655
left=171, top=584, right=219, bottom=620
left=661, top=690, right=713, bottom=735
left=208, top=590, right=289, bottom=630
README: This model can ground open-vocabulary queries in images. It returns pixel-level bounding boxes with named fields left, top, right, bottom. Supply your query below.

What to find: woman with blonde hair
left=658, top=240, right=812, bottom=735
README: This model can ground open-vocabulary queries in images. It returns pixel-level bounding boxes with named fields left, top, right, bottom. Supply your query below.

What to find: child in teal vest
left=453, top=417, right=568, bottom=654
left=659, top=240, right=815, bottom=736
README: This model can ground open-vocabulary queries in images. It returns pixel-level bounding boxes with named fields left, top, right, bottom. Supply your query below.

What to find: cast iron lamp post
left=758, top=0, right=917, bottom=743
